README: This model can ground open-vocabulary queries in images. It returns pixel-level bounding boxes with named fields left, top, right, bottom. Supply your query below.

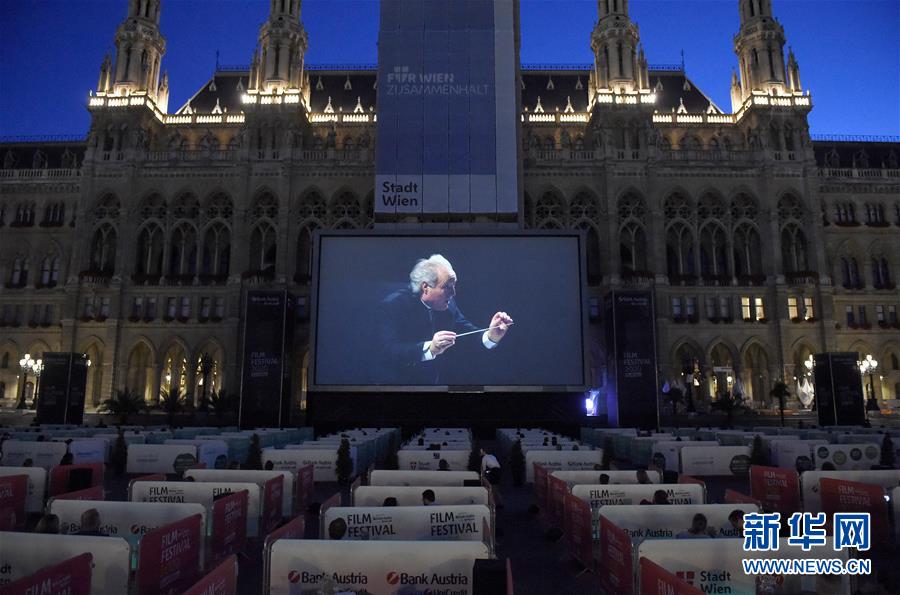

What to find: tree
left=880, top=433, right=895, bottom=468
left=98, top=389, right=146, bottom=425
left=770, top=380, right=791, bottom=427
left=199, top=389, right=238, bottom=424
left=510, top=439, right=525, bottom=487
left=710, top=391, right=747, bottom=429
left=336, top=438, right=354, bottom=484
left=665, top=384, right=685, bottom=416
left=245, top=433, right=262, bottom=470
left=157, top=387, right=190, bottom=426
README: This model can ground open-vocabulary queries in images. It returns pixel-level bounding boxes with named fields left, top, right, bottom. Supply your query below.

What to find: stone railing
left=0, top=168, right=81, bottom=180
left=818, top=167, right=900, bottom=180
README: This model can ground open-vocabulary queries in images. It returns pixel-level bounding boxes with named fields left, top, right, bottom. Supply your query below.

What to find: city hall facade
left=1, top=0, right=898, bottom=412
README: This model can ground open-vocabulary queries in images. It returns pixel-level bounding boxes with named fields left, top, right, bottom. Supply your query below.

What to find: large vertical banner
left=604, top=291, right=659, bottom=429
left=35, top=353, right=89, bottom=425
left=814, top=352, right=864, bottom=426
left=240, top=290, right=294, bottom=429
left=376, top=0, right=520, bottom=215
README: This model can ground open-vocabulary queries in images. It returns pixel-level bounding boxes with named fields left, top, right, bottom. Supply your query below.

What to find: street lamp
left=16, top=353, right=34, bottom=409
left=30, top=358, right=43, bottom=408
left=199, top=353, right=213, bottom=411
left=858, top=354, right=880, bottom=415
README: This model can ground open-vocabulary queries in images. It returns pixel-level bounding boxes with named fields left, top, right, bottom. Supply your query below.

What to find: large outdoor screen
left=311, top=232, right=587, bottom=391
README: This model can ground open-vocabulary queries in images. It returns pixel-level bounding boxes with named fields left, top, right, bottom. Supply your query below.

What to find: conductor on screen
left=377, top=254, right=513, bottom=384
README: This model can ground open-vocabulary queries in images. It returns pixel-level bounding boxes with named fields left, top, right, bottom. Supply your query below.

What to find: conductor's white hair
left=409, top=254, right=456, bottom=294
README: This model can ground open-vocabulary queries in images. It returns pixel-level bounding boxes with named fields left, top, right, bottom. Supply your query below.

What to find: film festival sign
left=322, top=505, right=490, bottom=542
left=801, top=469, right=900, bottom=513
left=50, top=499, right=207, bottom=548
left=268, top=540, right=490, bottom=595
left=137, top=514, right=203, bottom=595
left=0, top=467, right=47, bottom=513
left=524, top=450, right=604, bottom=483
left=1, top=552, right=93, bottom=595
left=571, top=484, right=705, bottom=509
left=551, top=470, right=662, bottom=487
left=598, top=504, right=759, bottom=543
left=0, top=533, right=132, bottom=595
left=131, top=480, right=262, bottom=536
left=352, top=486, right=489, bottom=507
left=185, top=468, right=294, bottom=518
left=369, top=470, right=480, bottom=486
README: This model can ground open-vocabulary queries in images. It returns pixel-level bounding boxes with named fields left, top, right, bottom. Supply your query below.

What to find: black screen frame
left=309, top=229, right=589, bottom=393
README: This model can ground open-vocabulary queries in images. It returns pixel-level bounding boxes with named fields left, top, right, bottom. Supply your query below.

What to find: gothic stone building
left=1, top=0, right=898, bottom=412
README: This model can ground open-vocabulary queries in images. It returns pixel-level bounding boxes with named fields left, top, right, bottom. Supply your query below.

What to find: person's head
left=22, top=458, right=33, bottom=467
left=410, top=254, right=457, bottom=311
left=327, top=518, right=347, bottom=540
left=479, top=448, right=487, bottom=458
left=438, top=459, right=450, bottom=471
left=652, top=490, right=670, bottom=504
left=264, top=460, right=275, bottom=471
left=599, top=474, right=610, bottom=485
left=729, top=509, right=745, bottom=530
left=80, top=508, right=101, bottom=532
left=60, top=452, right=74, bottom=466
left=690, top=513, right=708, bottom=534
left=821, top=462, right=837, bottom=471
left=35, top=513, right=60, bottom=534
left=382, top=497, right=398, bottom=507
left=636, top=469, right=651, bottom=484
left=422, top=489, right=436, bottom=505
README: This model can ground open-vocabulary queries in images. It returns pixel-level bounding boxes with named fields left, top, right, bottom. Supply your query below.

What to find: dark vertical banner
left=814, top=352, right=864, bottom=426
left=66, top=356, right=89, bottom=425
left=240, top=290, right=294, bottom=429
left=604, top=291, right=659, bottom=429
left=35, top=353, right=88, bottom=425
left=36, top=353, right=72, bottom=425
left=375, top=0, right=520, bottom=215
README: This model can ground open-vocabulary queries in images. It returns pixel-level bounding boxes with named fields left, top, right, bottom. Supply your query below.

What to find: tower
left=248, top=0, right=309, bottom=96
left=733, top=0, right=794, bottom=101
left=589, top=0, right=649, bottom=95
left=105, top=0, right=166, bottom=100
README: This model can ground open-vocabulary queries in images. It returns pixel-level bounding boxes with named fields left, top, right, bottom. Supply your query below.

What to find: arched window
left=780, top=225, right=808, bottom=273
left=666, top=223, right=694, bottom=279
left=201, top=223, right=230, bottom=277
left=841, top=256, right=861, bottom=289
left=40, top=258, right=51, bottom=285
left=330, top=191, right=361, bottom=229
left=90, top=224, right=117, bottom=274
left=294, top=223, right=318, bottom=282
left=167, top=223, right=197, bottom=277
left=204, top=192, right=234, bottom=221
left=872, top=257, right=892, bottom=289
left=699, top=223, right=729, bottom=279
left=733, top=223, right=762, bottom=278
left=618, top=193, right=648, bottom=274
left=251, top=192, right=279, bottom=220
left=249, top=222, right=277, bottom=273
left=534, top=191, right=566, bottom=229
left=10, top=257, right=27, bottom=287
left=135, top=224, right=164, bottom=276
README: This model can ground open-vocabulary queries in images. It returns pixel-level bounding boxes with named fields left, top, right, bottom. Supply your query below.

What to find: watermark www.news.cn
left=741, top=512, right=872, bottom=575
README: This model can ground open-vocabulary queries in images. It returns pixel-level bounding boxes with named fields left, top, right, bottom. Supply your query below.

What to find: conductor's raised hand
left=429, top=330, right=457, bottom=357
left=488, top=312, right=513, bottom=343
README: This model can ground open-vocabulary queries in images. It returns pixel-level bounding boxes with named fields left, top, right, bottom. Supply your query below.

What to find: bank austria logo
left=384, top=571, right=468, bottom=587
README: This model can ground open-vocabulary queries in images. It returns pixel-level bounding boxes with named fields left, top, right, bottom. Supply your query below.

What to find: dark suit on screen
left=377, top=287, right=479, bottom=384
